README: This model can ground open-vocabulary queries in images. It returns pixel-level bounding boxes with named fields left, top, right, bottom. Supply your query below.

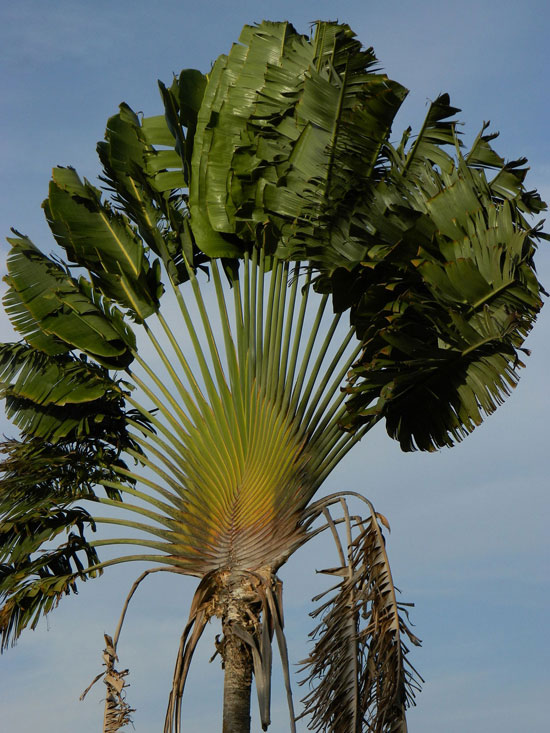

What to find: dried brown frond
left=102, top=634, right=135, bottom=732
left=299, top=497, right=421, bottom=732
left=81, top=634, right=134, bottom=733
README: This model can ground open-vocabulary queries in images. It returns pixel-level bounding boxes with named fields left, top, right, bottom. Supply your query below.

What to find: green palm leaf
left=0, top=342, right=135, bottom=442
left=4, top=231, right=136, bottom=367
left=187, top=21, right=406, bottom=269
left=0, top=534, right=98, bottom=652
left=97, top=99, right=204, bottom=282
left=340, top=105, right=546, bottom=450
left=44, top=166, right=162, bottom=320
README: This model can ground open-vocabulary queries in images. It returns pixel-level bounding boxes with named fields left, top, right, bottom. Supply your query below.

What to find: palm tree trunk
left=222, top=627, right=253, bottom=733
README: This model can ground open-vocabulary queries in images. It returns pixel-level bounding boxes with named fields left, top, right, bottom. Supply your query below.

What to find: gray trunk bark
left=222, top=623, right=253, bottom=733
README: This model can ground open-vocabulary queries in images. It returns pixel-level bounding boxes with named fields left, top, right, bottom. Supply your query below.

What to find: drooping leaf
left=299, top=497, right=421, bottom=732
left=0, top=342, right=134, bottom=441
left=0, top=366, right=147, bottom=650
left=0, top=437, right=126, bottom=505
left=0, top=507, right=100, bottom=650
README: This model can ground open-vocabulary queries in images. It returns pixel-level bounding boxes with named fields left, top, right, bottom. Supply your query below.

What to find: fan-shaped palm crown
left=0, top=19, right=546, bottom=733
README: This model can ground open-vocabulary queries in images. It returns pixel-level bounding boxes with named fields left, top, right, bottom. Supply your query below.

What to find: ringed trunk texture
left=222, top=627, right=253, bottom=733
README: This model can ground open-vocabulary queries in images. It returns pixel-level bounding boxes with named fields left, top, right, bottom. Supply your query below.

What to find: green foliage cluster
left=0, top=19, right=546, bottom=732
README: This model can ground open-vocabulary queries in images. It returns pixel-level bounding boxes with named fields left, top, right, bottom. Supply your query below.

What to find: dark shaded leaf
left=339, top=112, right=546, bottom=450
left=0, top=508, right=100, bottom=651
left=0, top=343, right=134, bottom=441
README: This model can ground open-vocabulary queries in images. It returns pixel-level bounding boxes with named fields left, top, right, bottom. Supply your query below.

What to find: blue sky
left=1, top=1, right=549, bottom=731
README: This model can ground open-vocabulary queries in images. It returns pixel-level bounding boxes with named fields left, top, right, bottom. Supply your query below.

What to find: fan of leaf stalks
left=0, top=19, right=546, bottom=733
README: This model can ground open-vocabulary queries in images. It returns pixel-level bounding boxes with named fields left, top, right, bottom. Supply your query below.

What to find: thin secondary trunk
left=222, top=625, right=253, bottom=733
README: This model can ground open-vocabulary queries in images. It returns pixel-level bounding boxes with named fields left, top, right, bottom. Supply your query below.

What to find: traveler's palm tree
left=0, top=21, right=546, bottom=733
